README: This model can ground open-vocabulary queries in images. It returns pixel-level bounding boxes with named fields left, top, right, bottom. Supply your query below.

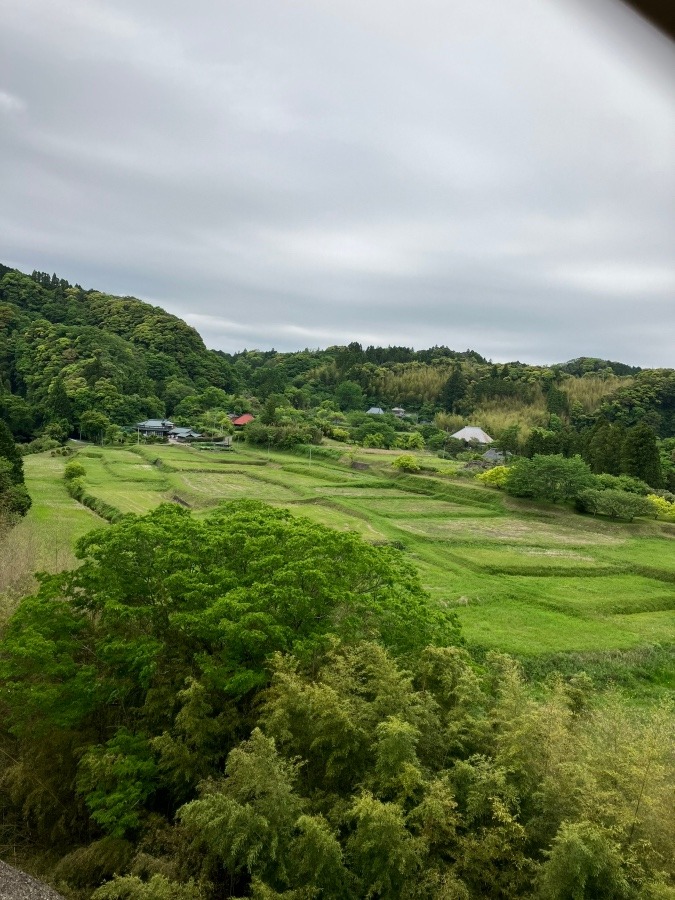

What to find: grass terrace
left=12, top=439, right=675, bottom=692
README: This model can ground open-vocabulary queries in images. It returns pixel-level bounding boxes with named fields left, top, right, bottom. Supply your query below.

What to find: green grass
left=0, top=453, right=102, bottom=618
left=7, top=442, right=675, bottom=689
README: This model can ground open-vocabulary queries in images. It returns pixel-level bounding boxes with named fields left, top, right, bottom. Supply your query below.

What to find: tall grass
left=436, top=394, right=549, bottom=440
left=561, top=374, right=630, bottom=413
left=0, top=517, right=79, bottom=625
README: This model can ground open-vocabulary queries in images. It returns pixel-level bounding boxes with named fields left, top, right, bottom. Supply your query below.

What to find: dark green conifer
left=441, top=365, right=467, bottom=413
left=621, top=423, right=663, bottom=488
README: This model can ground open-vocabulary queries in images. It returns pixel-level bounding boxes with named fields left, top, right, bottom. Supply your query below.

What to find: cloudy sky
left=1, top=0, right=674, bottom=365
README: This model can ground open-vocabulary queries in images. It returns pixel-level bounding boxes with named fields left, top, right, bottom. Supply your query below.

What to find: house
left=136, top=419, right=175, bottom=437
left=482, top=448, right=509, bottom=463
left=366, top=407, right=385, bottom=415
left=231, top=413, right=255, bottom=427
left=450, top=426, right=493, bottom=445
left=391, top=407, right=406, bottom=418
left=170, top=426, right=203, bottom=442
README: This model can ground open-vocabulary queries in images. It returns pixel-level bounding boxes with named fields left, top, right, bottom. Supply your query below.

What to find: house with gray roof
left=483, top=448, right=509, bottom=463
left=366, top=407, right=385, bottom=415
left=170, top=426, right=203, bottom=441
left=136, top=419, right=175, bottom=437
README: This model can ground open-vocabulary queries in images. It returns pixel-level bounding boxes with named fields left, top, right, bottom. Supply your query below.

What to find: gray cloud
left=1, top=0, right=674, bottom=365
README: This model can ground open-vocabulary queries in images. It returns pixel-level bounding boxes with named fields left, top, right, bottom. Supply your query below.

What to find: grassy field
left=7, top=441, right=675, bottom=689
left=0, top=452, right=100, bottom=619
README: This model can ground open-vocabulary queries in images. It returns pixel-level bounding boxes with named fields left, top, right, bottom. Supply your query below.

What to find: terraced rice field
left=14, top=442, right=675, bottom=681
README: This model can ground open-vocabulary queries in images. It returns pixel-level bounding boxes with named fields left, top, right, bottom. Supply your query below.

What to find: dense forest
left=2, top=263, right=675, bottom=444
left=1, top=503, right=673, bottom=899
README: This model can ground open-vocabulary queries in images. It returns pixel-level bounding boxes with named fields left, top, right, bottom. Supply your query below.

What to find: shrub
left=65, top=476, right=124, bottom=522
left=476, top=465, right=510, bottom=488
left=647, top=493, right=675, bottom=521
left=53, top=837, right=134, bottom=890
left=576, top=489, right=656, bottom=521
left=394, top=432, right=425, bottom=450
left=246, top=423, right=322, bottom=449
left=19, top=436, right=61, bottom=456
left=594, top=473, right=650, bottom=495
left=505, top=454, right=594, bottom=503
left=93, top=875, right=205, bottom=900
left=64, top=460, right=87, bottom=480
left=392, top=454, right=421, bottom=473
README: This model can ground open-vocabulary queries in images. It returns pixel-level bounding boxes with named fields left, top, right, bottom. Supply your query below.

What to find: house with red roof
left=231, top=413, right=255, bottom=427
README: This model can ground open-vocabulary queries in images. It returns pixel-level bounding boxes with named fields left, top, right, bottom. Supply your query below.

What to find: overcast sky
left=1, top=0, right=674, bottom=365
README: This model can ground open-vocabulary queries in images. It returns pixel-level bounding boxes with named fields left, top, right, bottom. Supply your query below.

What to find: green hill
left=0, top=264, right=236, bottom=440
left=2, top=263, right=675, bottom=453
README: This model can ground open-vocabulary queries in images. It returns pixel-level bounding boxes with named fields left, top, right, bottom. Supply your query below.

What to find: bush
left=476, top=465, right=510, bottom=488
left=505, top=454, right=594, bottom=504
left=64, top=460, right=87, bottom=480
left=576, top=489, right=656, bottom=521
left=54, top=837, right=134, bottom=890
left=394, top=432, right=425, bottom=450
left=1, top=483, right=32, bottom=518
left=594, top=473, right=650, bottom=495
left=647, top=493, right=675, bottom=521
left=93, top=875, right=205, bottom=900
left=363, top=432, right=386, bottom=449
left=392, top=454, right=421, bottom=473
left=245, top=423, right=322, bottom=449
left=19, top=436, right=61, bottom=456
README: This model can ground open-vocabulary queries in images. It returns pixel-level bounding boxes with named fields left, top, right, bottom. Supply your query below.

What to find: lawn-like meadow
left=12, top=441, right=675, bottom=686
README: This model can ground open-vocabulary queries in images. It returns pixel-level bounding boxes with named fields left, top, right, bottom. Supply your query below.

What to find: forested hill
left=1, top=263, right=675, bottom=444
left=0, top=264, right=236, bottom=439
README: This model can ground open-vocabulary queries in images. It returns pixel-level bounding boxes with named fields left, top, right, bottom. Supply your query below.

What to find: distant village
left=134, top=410, right=506, bottom=462
left=134, top=413, right=254, bottom=442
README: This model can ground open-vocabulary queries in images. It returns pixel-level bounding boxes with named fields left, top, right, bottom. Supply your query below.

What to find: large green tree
left=0, top=501, right=454, bottom=844
left=505, top=454, right=594, bottom=503
left=441, top=365, right=468, bottom=413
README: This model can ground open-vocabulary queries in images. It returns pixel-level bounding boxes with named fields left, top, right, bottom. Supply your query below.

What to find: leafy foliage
left=0, top=501, right=455, bottom=850
left=505, top=455, right=594, bottom=503
left=575, top=489, right=656, bottom=522
left=476, top=465, right=510, bottom=488
left=0, top=418, right=31, bottom=519
left=392, top=454, right=422, bottom=473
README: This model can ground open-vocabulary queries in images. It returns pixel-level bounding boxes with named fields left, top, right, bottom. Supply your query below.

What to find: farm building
left=483, top=448, right=509, bottom=463
left=136, top=419, right=175, bottom=437
left=135, top=420, right=204, bottom=441
left=451, top=426, right=493, bottom=444
left=231, top=413, right=255, bottom=427
left=170, top=426, right=203, bottom=441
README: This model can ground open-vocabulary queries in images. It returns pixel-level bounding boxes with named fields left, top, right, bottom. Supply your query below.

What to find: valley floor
left=11, top=441, right=675, bottom=691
